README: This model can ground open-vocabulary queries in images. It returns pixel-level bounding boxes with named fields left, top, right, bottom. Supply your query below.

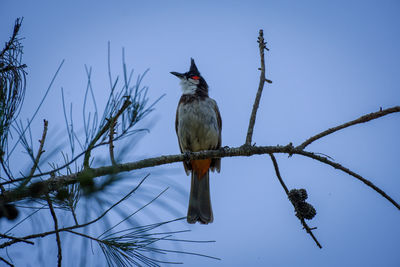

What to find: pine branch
left=0, top=17, right=27, bottom=177
left=0, top=18, right=23, bottom=58
left=269, top=154, right=322, bottom=248
left=67, top=217, right=220, bottom=266
left=83, top=98, right=131, bottom=168
left=297, top=106, right=400, bottom=150
left=0, top=175, right=149, bottom=249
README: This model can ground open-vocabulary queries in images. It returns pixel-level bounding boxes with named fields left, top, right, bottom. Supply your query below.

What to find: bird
left=171, top=58, right=222, bottom=224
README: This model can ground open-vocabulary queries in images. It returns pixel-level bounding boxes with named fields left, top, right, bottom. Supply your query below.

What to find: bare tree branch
left=297, top=106, right=400, bottom=150
left=269, top=154, right=322, bottom=248
left=28, top=119, right=48, bottom=177
left=269, top=154, right=289, bottom=195
left=108, top=116, right=117, bottom=165
left=46, top=195, right=62, bottom=267
left=245, top=29, right=271, bottom=145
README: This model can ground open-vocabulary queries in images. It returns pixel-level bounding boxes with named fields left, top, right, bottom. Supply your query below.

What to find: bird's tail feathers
left=187, top=170, right=213, bottom=224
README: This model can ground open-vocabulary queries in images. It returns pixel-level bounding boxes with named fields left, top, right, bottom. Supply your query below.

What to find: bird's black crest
left=190, top=58, right=200, bottom=75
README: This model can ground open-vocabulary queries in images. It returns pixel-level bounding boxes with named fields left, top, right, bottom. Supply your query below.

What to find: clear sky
left=1, top=0, right=400, bottom=266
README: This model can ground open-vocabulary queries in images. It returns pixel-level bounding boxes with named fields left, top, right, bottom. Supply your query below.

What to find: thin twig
left=28, top=119, right=48, bottom=177
left=245, top=29, right=269, bottom=145
left=0, top=158, right=13, bottom=181
left=299, top=217, right=322, bottom=249
left=269, top=154, right=322, bottom=248
left=46, top=195, right=62, bottom=267
left=66, top=229, right=102, bottom=243
left=83, top=99, right=131, bottom=168
left=269, top=154, right=289, bottom=195
left=70, top=205, right=79, bottom=225
left=0, top=256, right=14, bottom=267
left=297, top=106, right=400, bottom=150
left=108, top=116, right=117, bottom=165
left=0, top=233, right=34, bottom=245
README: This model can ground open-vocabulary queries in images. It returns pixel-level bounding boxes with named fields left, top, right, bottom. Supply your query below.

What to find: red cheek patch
left=191, top=76, right=200, bottom=80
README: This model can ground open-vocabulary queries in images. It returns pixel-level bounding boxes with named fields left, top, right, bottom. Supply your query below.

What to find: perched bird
left=171, top=58, right=222, bottom=224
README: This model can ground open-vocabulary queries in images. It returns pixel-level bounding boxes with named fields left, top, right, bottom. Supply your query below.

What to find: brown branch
left=245, top=29, right=270, bottom=145
left=29, top=119, right=48, bottom=177
left=296, top=150, right=400, bottom=210
left=269, top=154, right=322, bottom=248
left=46, top=195, right=62, bottom=267
left=1, top=138, right=399, bottom=212
left=0, top=103, right=397, bottom=222
left=108, top=116, right=117, bottom=165
left=1, top=144, right=294, bottom=203
left=83, top=99, right=131, bottom=168
left=297, top=106, right=400, bottom=150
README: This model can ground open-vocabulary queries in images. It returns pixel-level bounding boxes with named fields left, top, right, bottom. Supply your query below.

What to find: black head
left=170, top=58, right=208, bottom=96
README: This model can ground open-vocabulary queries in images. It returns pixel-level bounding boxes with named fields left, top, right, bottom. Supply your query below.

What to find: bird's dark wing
left=211, top=99, right=222, bottom=172
left=176, top=96, right=191, bottom=175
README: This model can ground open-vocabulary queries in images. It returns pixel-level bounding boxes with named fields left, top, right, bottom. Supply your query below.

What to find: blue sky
left=1, top=0, right=400, bottom=266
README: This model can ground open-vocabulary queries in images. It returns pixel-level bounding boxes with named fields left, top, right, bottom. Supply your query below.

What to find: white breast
left=177, top=98, right=220, bottom=152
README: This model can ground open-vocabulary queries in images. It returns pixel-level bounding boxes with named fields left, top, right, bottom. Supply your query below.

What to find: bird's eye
left=191, top=76, right=200, bottom=80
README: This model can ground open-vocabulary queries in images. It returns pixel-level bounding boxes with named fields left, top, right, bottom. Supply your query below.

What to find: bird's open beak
left=170, top=72, right=184, bottom=78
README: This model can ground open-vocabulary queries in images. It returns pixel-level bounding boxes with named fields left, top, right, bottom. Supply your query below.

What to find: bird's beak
left=170, top=72, right=184, bottom=78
